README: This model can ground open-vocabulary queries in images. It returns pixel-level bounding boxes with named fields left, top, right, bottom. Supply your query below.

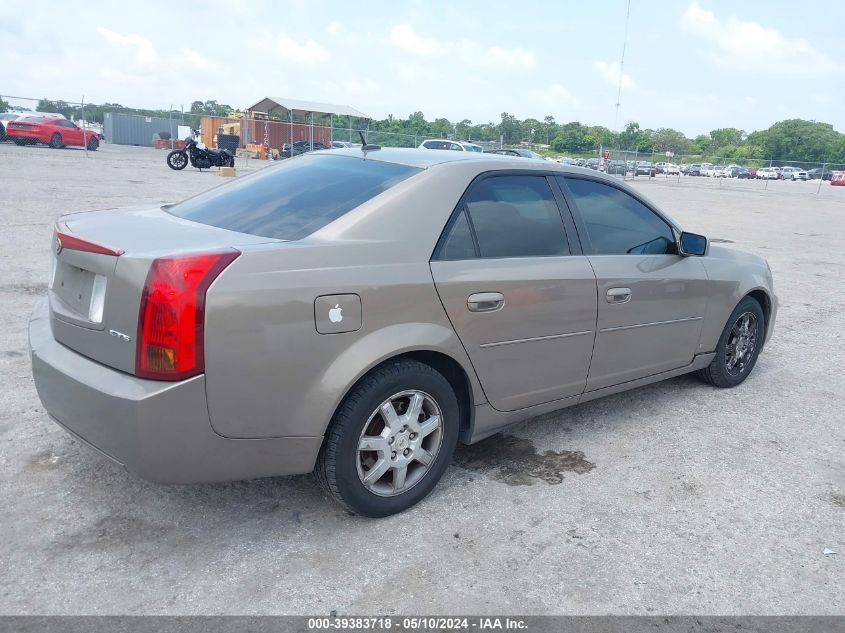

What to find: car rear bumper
left=6, top=128, right=46, bottom=142
left=29, top=298, right=321, bottom=483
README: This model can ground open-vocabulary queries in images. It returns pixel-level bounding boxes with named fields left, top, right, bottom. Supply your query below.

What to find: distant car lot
left=0, top=142, right=842, bottom=614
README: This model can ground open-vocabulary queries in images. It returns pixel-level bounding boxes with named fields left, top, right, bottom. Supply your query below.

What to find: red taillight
left=56, top=231, right=124, bottom=257
left=135, top=250, right=240, bottom=381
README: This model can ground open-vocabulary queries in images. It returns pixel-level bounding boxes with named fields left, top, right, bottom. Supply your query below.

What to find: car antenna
left=358, top=131, right=381, bottom=153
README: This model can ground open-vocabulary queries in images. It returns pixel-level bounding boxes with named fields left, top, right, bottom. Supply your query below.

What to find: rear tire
left=316, top=360, right=460, bottom=517
left=13, top=138, right=26, bottom=146
left=697, top=297, right=765, bottom=388
left=49, top=133, right=62, bottom=149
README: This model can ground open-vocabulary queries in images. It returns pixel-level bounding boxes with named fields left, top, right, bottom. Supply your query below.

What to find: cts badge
left=109, top=329, right=132, bottom=342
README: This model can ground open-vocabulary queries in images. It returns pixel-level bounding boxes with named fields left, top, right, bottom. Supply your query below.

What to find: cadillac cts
left=29, top=149, right=777, bottom=517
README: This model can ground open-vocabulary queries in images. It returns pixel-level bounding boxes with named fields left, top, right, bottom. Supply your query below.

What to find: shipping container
left=104, top=112, right=183, bottom=147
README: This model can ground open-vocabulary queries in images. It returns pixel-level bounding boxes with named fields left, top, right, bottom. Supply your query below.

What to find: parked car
left=807, top=167, right=833, bottom=181
left=831, top=171, right=845, bottom=186
left=756, top=167, right=779, bottom=180
left=419, top=139, right=483, bottom=152
left=486, top=148, right=545, bottom=160
left=687, top=164, right=703, bottom=176
left=663, top=163, right=680, bottom=175
left=281, top=140, right=330, bottom=158
left=5, top=116, right=99, bottom=150
left=605, top=160, right=627, bottom=175
left=0, top=112, right=22, bottom=141
left=728, top=166, right=751, bottom=179
left=779, top=166, right=808, bottom=181
left=711, top=166, right=729, bottom=178
left=1, top=110, right=66, bottom=141
left=585, top=158, right=601, bottom=170
left=635, top=162, right=656, bottom=176
left=29, top=148, right=777, bottom=517
left=331, top=141, right=356, bottom=149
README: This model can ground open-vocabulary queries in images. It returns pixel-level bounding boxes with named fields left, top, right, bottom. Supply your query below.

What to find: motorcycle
left=166, top=130, right=235, bottom=170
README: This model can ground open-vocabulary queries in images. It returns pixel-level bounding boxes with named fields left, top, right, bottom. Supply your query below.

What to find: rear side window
left=437, top=175, right=569, bottom=259
left=439, top=210, right=476, bottom=260
left=168, top=155, right=420, bottom=240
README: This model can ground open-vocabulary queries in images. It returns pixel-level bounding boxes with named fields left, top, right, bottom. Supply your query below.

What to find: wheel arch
left=319, top=348, right=478, bottom=452
left=744, top=287, right=774, bottom=347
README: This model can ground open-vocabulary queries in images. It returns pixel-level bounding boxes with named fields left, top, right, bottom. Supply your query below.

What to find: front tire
left=316, top=360, right=460, bottom=517
left=87, top=137, right=99, bottom=151
left=166, top=150, right=188, bottom=170
left=49, top=133, right=62, bottom=149
left=697, top=297, right=765, bottom=388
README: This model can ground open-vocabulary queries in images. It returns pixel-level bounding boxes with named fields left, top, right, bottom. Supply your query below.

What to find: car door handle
left=606, top=287, right=632, bottom=304
left=467, top=292, right=505, bottom=312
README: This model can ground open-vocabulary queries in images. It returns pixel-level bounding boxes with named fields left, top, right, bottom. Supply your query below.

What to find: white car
left=664, top=163, right=680, bottom=175
left=756, top=167, right=779, bottom=180
left=701, top=164, right=718, bottom=177
left=780, top=166, right=808, bottom=181
left=712, top=166, right=729, bottom=178
left=418, top=139, right=483, bottom=152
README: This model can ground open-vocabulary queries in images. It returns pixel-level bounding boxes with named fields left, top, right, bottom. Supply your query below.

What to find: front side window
left=440, top=175, right=569, bottom=259
left=562, top=177, right=676, bottom=255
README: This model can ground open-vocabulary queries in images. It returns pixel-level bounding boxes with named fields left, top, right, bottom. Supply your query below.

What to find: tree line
left=3, top=97, right=843, bottom=163
left=368, top=112, right=845, bottom=163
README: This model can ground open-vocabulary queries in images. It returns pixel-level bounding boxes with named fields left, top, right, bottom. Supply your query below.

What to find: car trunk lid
left=48, top=206, right=276, bottom=375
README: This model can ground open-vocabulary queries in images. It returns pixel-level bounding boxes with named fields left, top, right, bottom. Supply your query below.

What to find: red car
left=5, top=116, right=100, bottom=150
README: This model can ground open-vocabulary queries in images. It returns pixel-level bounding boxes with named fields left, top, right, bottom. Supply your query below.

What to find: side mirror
left=679, top=231, right=708, bottom=256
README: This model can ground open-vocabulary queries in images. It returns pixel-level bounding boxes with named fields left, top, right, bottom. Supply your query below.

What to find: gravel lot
left=1, top=143, right=842, bottom=615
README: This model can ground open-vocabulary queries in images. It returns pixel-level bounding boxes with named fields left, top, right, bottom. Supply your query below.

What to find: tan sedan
left=30, top=148, right=776, bottom=516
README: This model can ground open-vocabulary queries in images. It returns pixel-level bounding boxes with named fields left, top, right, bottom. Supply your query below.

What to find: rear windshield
left=168, top=154, right=421, bottom=240
left=19, top=116, right=51, bottom=123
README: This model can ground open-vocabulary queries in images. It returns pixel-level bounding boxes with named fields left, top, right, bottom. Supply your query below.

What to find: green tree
left=0, top=97, right=8, bottom=113
left=651, top=128, right=691, bottom=154
left=757, top=119, right=839, bottom=162
left=709, top=128, right=745, bottom=151
left=690, top=134, right=711, bottom=154
left=499, top=112, right=522, bottom=145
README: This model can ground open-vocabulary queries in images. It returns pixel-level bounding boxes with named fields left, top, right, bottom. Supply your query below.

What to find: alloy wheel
left=356, top=390, right=444, bottom=497
left=725, top=312, right=758, bottom=376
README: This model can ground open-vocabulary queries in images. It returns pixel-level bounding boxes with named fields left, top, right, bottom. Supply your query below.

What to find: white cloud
left=182, top=48, right=211, bottom=70
left=276, top=35, right=330, bottom=66
left=593, top=60, right=637, bottom=91
left=390, top=24, right=439, bottom=56
left=681, top=2, right=839, bottom=75
left=325, top=21, right=343, bottom=35
left=96, top=26, right=159, bottom=64
left=389, top=23, right=535, bottom=70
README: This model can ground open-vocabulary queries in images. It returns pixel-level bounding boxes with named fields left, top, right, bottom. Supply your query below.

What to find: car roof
left=313, top=148, right=655, bottom=185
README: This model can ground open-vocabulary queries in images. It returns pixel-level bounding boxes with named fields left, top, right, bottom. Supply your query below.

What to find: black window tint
left=562, top=178, right=676, bottom=255
left=465, top=176, right=568, bottom=258
left=439, top=210, right=476, bottom=260
left=168, top=155, right=420, bottom=241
